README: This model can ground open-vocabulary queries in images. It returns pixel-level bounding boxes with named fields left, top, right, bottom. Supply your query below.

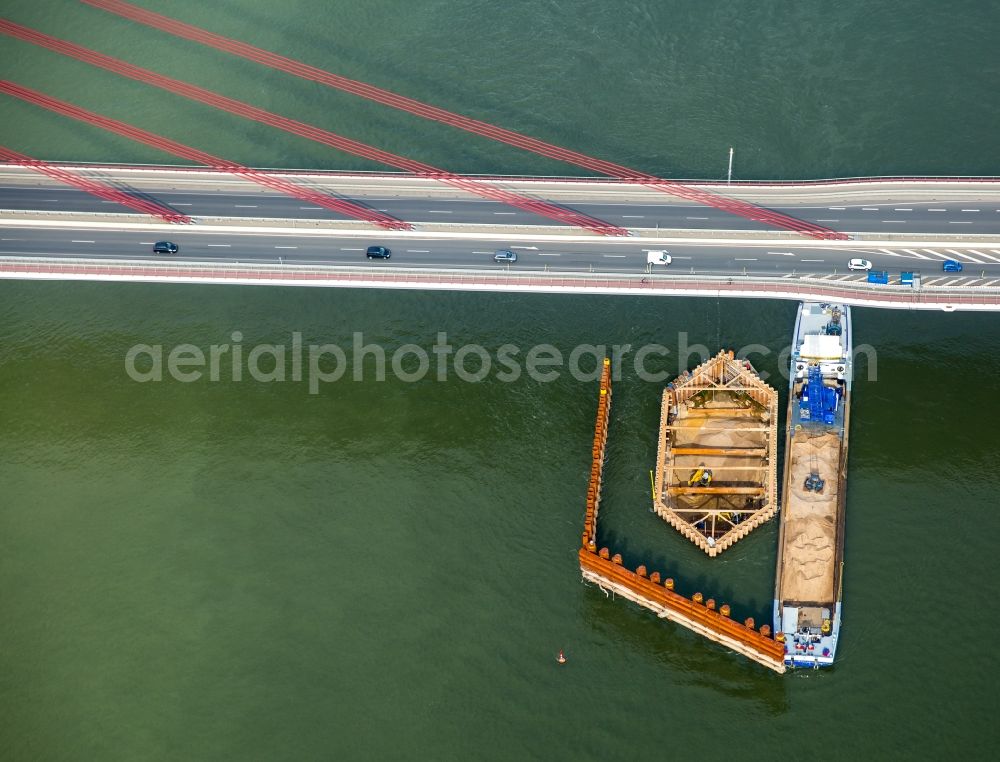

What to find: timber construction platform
left=653, top=351, right=778, bottom=556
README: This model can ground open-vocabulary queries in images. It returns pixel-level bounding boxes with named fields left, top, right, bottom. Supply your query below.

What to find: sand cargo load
left=653, top=350, right=779, bottom=556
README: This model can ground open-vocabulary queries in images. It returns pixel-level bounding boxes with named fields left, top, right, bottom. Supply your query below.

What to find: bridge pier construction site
left=579, top=358, right=787, bottom=673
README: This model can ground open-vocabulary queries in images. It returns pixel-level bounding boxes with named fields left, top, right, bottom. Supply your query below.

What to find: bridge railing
left=2, top=254, right=998, bottom=309
left=3, top=161, right=1000, bottom=185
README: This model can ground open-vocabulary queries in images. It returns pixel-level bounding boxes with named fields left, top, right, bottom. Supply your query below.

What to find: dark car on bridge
left=366, top=245, right=391, bottom=259
left=153, top=241, right=178, bottom=254
left=942, top=259, right=963, bottom=272
left=494, top=249, right=517, bottom=263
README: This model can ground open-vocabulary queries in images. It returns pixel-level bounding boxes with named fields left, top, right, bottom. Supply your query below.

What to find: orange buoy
left=557, top=650, right=567, bottom=664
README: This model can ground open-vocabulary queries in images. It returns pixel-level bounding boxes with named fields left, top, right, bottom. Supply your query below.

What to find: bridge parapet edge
left=0, top=257, right=997, bottom=310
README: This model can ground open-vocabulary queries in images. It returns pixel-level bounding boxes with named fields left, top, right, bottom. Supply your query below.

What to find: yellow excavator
left=688, top=467, right=713, bottom=487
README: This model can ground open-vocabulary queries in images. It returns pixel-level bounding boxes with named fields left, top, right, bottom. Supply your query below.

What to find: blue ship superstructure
left=774, top=303, right=852, bottom=669
left=800, top=365, right=840, bottom=425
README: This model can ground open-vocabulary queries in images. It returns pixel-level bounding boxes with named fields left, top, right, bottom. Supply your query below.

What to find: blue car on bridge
left=942, top=259, right=963, bottom=272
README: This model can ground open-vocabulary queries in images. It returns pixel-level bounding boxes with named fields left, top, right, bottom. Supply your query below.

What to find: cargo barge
left=773, top=302, right=852, bottom=668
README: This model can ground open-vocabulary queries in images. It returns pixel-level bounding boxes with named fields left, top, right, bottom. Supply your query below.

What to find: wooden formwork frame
left=653, top=351, right=779, bottom=557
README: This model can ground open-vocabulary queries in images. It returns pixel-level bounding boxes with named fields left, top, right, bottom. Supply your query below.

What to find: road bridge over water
left=2, top=166, right=999, bottom=311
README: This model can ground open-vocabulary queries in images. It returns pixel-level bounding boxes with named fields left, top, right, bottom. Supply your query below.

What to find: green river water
left=2, top=1, right=999, bottom=759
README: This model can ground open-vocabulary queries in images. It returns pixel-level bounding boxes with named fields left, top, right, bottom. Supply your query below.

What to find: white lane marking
left=234, top=205, right=258, bottom=208
left=538, top=253, right=561, bottom=256
left=734, top=258, right=757, bottom=261
left=621, top=215, right=645, bottom=219
left=427, top=210, right=452, bottom=214
left=493, top=212, right=516, bottom=215
left=670, top=256, right=692, bottom=260
left=901, top=249, right=930, bottom=259
left=173, top=203, right=192, bottom=206
left=340, top=247, right=363, bottom=251
left=406, top=249, right=429, bottom=253
left=941, top=278, right=964, bottom=287
left=139, top=241, right=155, bottom=245
left=922, top=249, right=951, bottom=260
left=862, top=207, right=878, bottom=210
left=961, top=209, right=980, bottom=212
left=801, top=259, right=825, bottom=262
left=946, top=248, right=982, bottom=263
left=877, top=248, right=903, bottom=257
left=983, top=279, right=1000, bottom=287
left=274, top=246, right=298, bottom=249
left=781, top=273, right=797, bottom=278
left=768, top=251, right=795, bottom=255
left=686, top=216, right=709, bottom=220
left=603, top=254, right=627, bottom=258
left=922, top=277, right=942, bottom=285
left=928, top=208, right=946, bottom=212
left=818, top=274, right=836, bottom=280
left=969, top=249, right=1000, bottom=263
left=948, top=221, right=972, bottom=224
left=894, top=208, right=912, bottom=211
left=71, top=240, right=95, bottom=243
left=815, top=219, right=839, bottom=222
left=881, top=220, right=905, bottom=223
left=2, top=238, right=24, bottom=241
left=472, top=251, right=492, bottom=254
left=207, top=244, right=231, bottom=247
left=299, top=206, right=323, bottom=210
left=828, top=207, right=845, bottom=210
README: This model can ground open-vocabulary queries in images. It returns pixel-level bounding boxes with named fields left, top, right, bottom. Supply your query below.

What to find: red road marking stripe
left=1, top=19, right=624, bottom=236
left=0, top=145, right=189, bottom=223
left=0, top=80, right=408, bottom=229
left=83, top=0, right=845, bottom=239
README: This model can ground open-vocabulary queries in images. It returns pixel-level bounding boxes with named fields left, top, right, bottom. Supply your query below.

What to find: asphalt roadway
left=3, top=175, right=1000, bottom=286
left=3, top=185, right=1000, bottom=236
left=4, top=225, right=1000, bottom=286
